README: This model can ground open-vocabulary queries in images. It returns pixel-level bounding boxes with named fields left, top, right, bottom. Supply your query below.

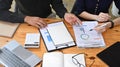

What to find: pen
left=89, top=23, right=108, bottom=31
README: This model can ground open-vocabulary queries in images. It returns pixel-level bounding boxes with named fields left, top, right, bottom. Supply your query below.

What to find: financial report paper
left=73, top=21, right=105, bottom=48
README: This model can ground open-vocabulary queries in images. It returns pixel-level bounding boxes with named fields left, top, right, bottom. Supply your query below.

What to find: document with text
left=73, top=21, right=105, bottom=48
left=40, top=22, right=75, bottom=51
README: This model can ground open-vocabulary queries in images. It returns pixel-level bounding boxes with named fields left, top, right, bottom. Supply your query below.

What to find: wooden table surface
left=0, top=18, right=120, bottom=67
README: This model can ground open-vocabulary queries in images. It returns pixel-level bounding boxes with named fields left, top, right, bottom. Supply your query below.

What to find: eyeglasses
left=72, top=53, right=85, bottom=67
left=72, top=53, right=95, bottom=67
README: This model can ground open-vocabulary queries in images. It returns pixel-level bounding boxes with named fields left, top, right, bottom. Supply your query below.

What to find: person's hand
left=96, top=12, right=111, bottom=22
left=94, top=22, right=111, bottom=33
left=24, top=16, right=47, bottom=28
left=64, top=13, right=82, bottom=25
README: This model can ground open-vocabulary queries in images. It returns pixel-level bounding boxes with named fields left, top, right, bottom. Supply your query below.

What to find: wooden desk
left=0, top=18, right=120, bottom=67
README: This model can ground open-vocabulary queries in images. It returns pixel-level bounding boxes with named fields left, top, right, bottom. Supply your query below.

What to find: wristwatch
left=109, top=20, right=114, bottom=29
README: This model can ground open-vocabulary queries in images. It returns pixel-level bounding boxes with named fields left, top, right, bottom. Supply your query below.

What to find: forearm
left=79, top=11, right=98, bottom=20
left=0, top=11, right=25, bottom=23
left=0, top=0, right=25, bottom=23
left=113, top=17, right=120, bottom=26
left=104, top=17, right=120, bottom=29
left=51, top=0, right=67, bottom=18
left=94, top=17, right=120, bottom=32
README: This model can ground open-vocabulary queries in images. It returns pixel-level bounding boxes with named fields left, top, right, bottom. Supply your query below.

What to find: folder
left=40, top=22, right=75, bottom=52
left=0, top=21, right=19, bottom=37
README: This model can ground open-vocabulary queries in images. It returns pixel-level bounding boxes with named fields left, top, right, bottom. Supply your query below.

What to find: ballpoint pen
left=89, top=23, right=108, bottom=31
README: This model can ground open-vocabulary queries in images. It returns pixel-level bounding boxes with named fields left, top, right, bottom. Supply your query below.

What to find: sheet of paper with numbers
left=73, top=21, right=105, bottom=48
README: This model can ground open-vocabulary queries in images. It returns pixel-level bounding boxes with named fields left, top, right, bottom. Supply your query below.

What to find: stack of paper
left=47, top=22, right=73, bottom=46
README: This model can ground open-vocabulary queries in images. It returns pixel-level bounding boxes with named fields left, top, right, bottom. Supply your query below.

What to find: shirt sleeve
left=71, top=0, right=85, bottom=16
left=51, top=0, right=67, bottom=18
left=0, top=0, right=25, bottom=23
left=114, top=0, right=120, bottom=14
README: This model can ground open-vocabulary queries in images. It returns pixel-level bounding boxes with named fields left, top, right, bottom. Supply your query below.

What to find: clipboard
left=40, top=22, right=75, bottom=52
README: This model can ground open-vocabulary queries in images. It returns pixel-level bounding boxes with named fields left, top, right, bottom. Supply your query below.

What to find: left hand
left=64, top=13, right=82, bottom=25
left=97, top=12, right=111, bottom=22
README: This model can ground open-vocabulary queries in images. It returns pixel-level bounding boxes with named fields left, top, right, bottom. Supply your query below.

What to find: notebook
left=73, top=21, right=105, bottom=48
left=42, top=52, right=86, bottom=67
left=40, top=22, right=75, bottom=52
left=0, top=40, right=41, bottom=67
left=97, top=42, right=120, bottom=67
left=0, top=21, right=20, bottom=37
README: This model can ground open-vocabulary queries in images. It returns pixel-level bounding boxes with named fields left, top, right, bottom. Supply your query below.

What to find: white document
left=47, top=22, right=73, bottom=45
left=40, top=22, right=75, bottom=51
left=73, top=21, right=105, bottom=48
left=42, top=52, right=86, bottom=67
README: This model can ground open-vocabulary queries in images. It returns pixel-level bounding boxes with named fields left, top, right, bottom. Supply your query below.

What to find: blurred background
left=10, top=0, right=119, bottom=19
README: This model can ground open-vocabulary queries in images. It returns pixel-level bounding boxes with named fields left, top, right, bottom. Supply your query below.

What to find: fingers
left=64, top=13, right=82, bottom=25
left=99, top=12, right=110, bottom=18
left=98, top=12, right=111, bottom=22
left=24, top=16, right=47, bottom=28
left=76, top=18, right=82, bottom=25
left=37, top=18, right=47, bottom=28
left=30, top=20, right=47, bottom=28
left=98, top=17, right=108, bottom=22
left=68, top=17, right=77, bottom=25
left=34, top=24, right=41, bottom=28
left=94, top=23, right=107, bottom=33
left=70, top=18, right=82, bottom=25
left=94, top=27, right=106, bottom=33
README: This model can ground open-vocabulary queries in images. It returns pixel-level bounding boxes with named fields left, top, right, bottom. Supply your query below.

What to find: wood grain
left=0, top=18, right=120, bottom=67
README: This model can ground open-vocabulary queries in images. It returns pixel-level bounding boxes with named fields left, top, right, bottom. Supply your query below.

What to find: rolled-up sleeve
left=114, top=0, right=120, bottom=14
left=71, top=0, right=85, bottom=16
left=51, top=0, right=67, bottom=18
left=0, top=0, right=25, bottom=23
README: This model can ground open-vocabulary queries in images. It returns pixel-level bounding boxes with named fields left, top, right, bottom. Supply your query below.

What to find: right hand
left=94, top=23, right=107, bottom=33
left=24, top=16, right=47, bottom=28
left=94, top=22, right=111, bottom=33
left=64, top=13, right=82, bottom=25
left=96, top=12, right=111, bottom=22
